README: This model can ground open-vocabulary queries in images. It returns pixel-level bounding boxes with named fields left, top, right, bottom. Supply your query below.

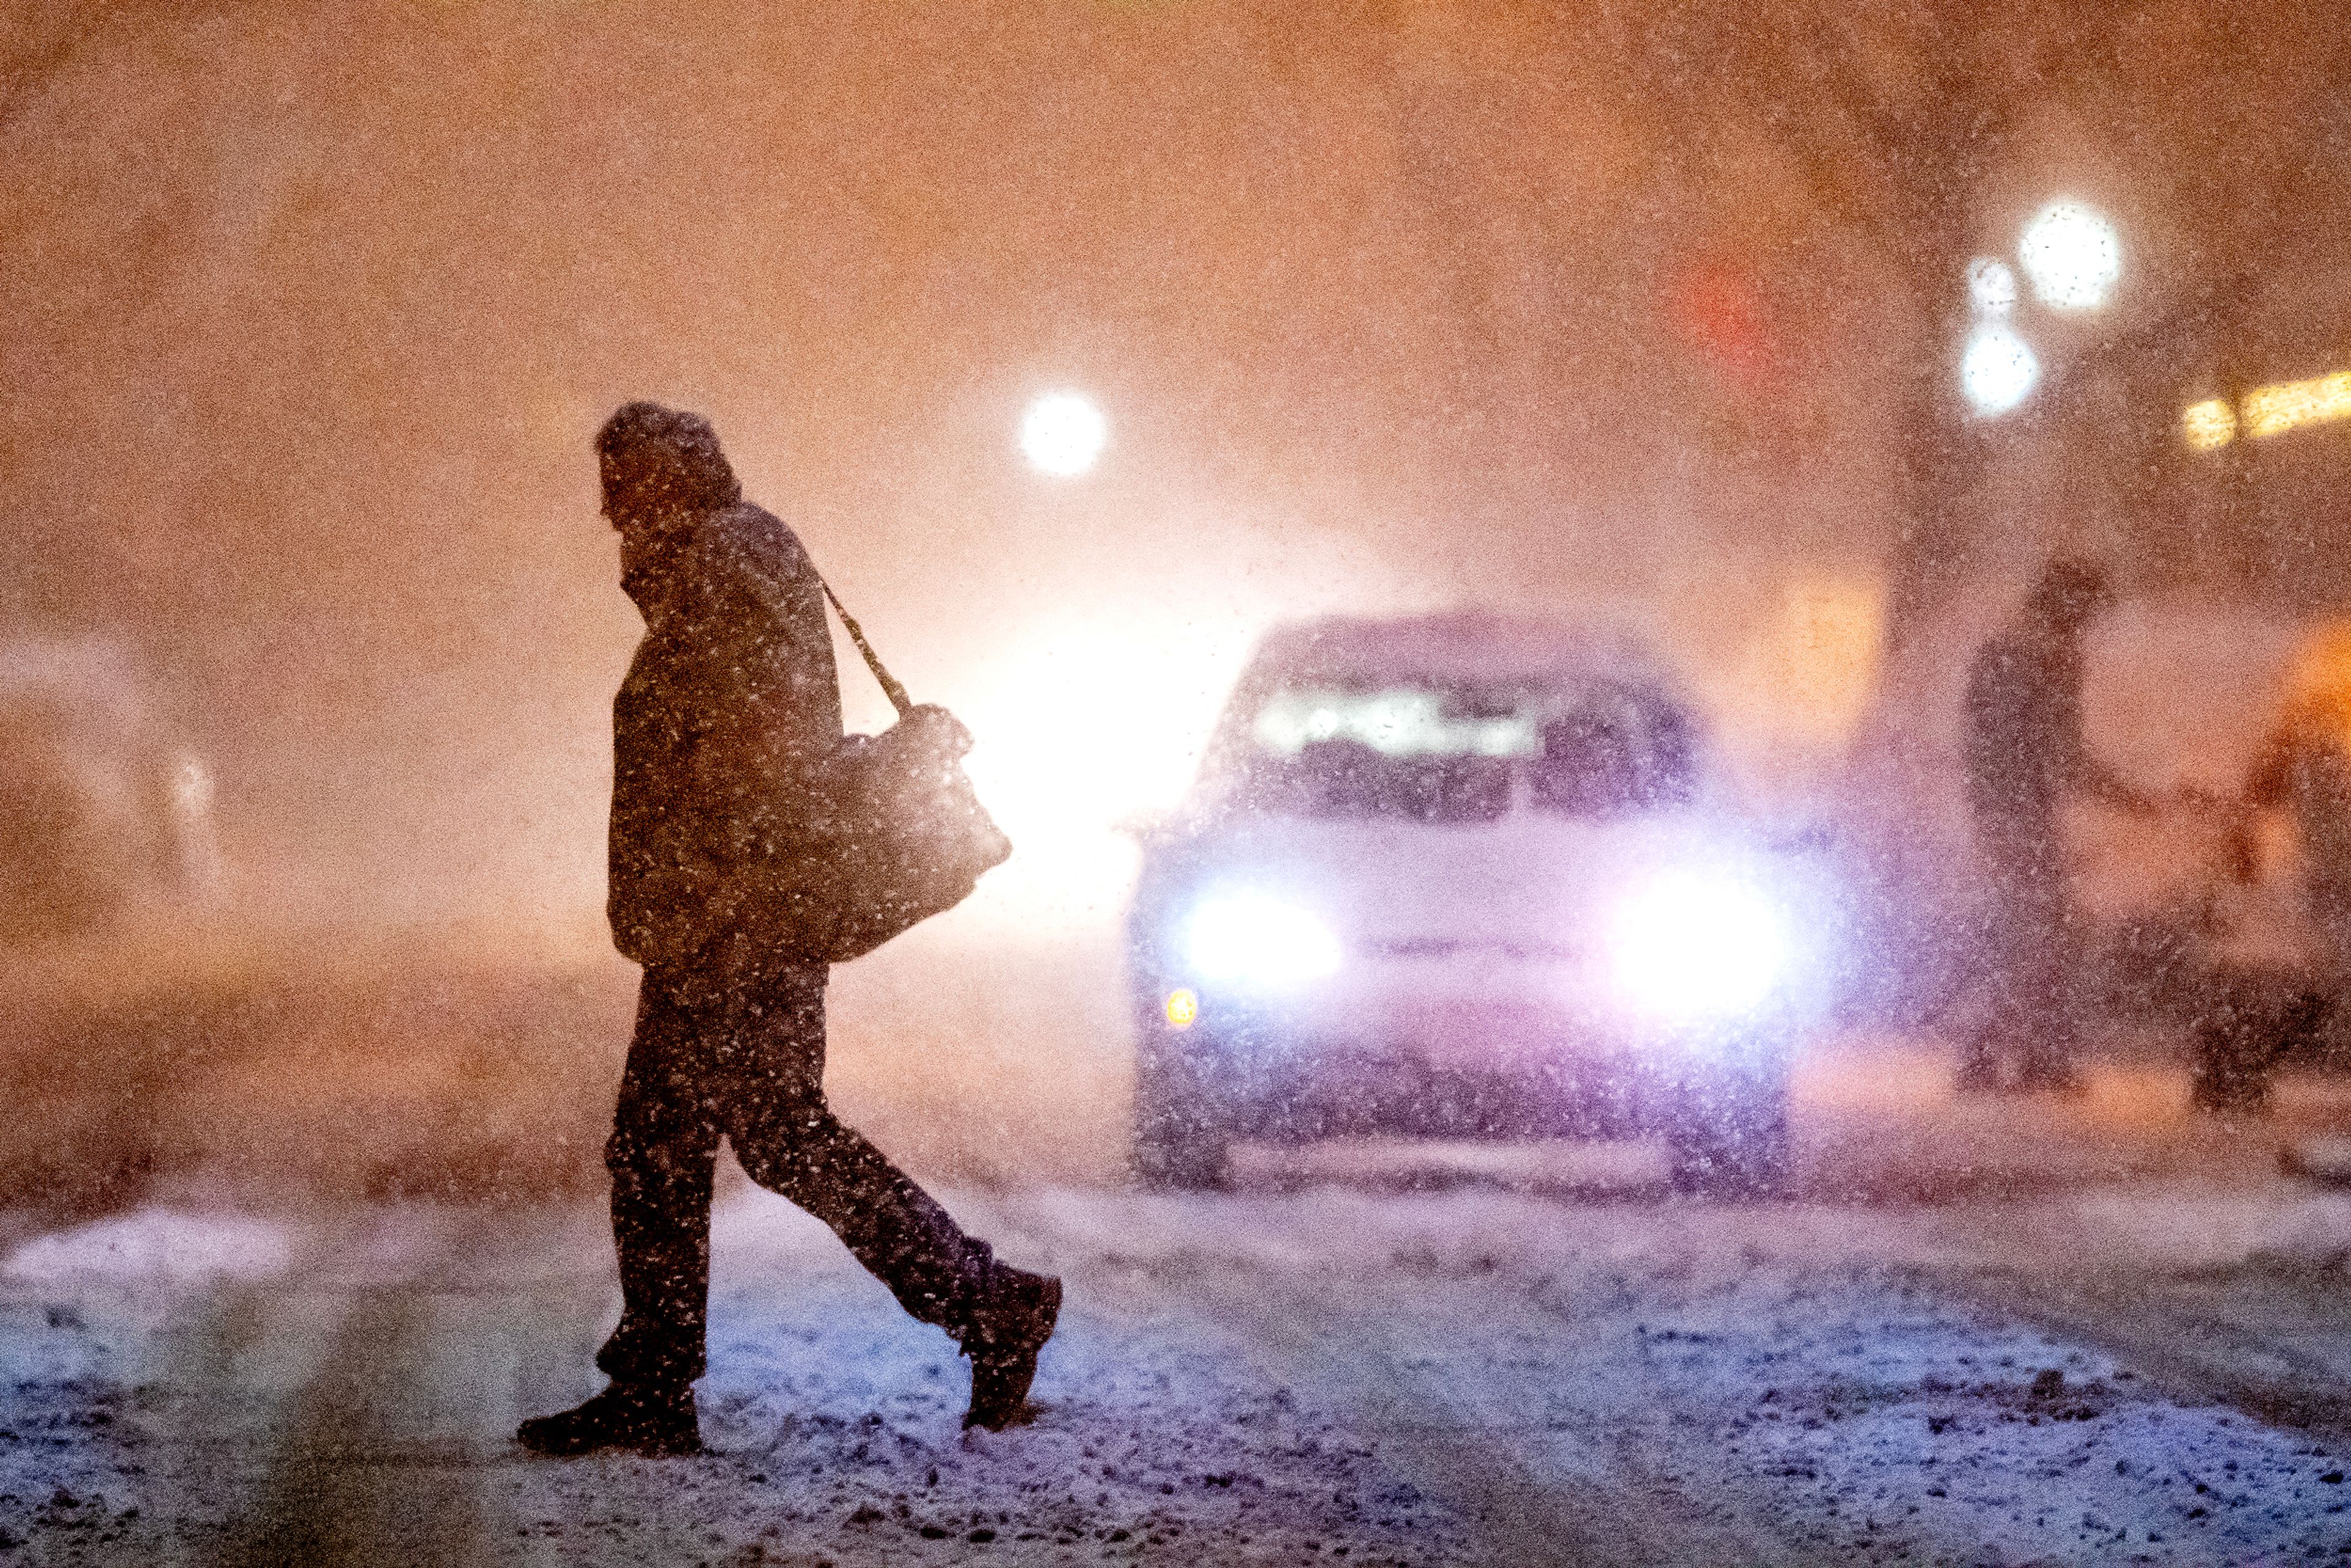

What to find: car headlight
left=1608, top=868, right=1791, bottom=1021
left=1184, top=893, right=1342, bottom=989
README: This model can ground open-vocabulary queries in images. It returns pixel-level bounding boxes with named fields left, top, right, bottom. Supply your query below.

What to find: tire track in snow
left=994, top=1183, right=2351, bottom=1564
left=206, top=1208, right=603, bottom=1567
left=1113, top=1220, right=1775, bottom=1566
left=1924, top=1261, right=2351, bottom=1440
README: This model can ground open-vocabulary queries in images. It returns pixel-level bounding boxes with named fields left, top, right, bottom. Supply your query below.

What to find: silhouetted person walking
left=1957, top=558, right=2147, bottom=1093
left=520, top=403, right=1059, bottom=1457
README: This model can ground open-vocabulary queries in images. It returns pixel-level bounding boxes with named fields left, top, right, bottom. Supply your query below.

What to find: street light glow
left=1960, top=322, right=2039, bottom=418
left=2017, top=200, right=2121, bottom=313
left=1967, top=257, right=2018, bottom=318
left=1019, top=391, right=1108, bottom=476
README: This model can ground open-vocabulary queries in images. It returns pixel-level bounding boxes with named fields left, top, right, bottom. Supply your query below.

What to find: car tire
left=1134, top=1123, right=1230, bottom=1190
left=2187, top=971, right=2330, bottom=1116
left=1132, top=1051, right=1231, bottom=1191
left=2190, top=1019, right=2275, bottom=1114
left=1667, top=1087, right=1791, bottom=1198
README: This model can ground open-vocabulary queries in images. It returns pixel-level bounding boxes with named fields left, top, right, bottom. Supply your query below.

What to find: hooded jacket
left=606, top=419, right=844, bottom=970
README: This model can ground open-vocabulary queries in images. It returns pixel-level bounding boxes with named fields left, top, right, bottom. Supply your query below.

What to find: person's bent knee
left=606, top=1097, right=716, bottom=1189
left=733, top=1087, right=857, bottom=1195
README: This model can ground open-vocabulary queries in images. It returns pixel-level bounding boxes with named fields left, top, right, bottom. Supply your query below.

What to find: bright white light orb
left=1185, top=893, right=1341, bottom=989
left=1019, top=391, right=1108, bottom=476
left=1960, top=322, right=2040, bottom=418
left=1609, top=870, right=1790, bottom=1021
left=1967, top=257, right=2018, bottom=318
left=2018, top=200, right=2121, bottom=313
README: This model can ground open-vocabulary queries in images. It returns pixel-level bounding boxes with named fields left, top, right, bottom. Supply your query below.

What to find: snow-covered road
left=7, top=1054, right=2351, bottom=1564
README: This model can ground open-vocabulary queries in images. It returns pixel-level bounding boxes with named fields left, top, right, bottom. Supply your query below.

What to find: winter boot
left=517, top=1382, right=702, bottom=1457
left=962, top=1266, right=1062, bottom=1431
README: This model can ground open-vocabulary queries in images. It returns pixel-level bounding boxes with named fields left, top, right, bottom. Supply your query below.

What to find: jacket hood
left=598, top=402, right=743, bottom=523
left=599, top=402, right=744, bottom=613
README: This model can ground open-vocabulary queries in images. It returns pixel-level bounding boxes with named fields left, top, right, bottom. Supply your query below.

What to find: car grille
left=1363, top=936, right=1581, bottom=962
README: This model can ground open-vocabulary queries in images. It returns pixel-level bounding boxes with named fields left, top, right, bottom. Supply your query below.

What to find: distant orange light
left=2244, top=370, right=2351, bottom=441
left=2181, top=398, right=2237, bottom=451
left=1164, top=988, right=1198, bottom=1029
left=2181, top=372, right=2351, bottom=452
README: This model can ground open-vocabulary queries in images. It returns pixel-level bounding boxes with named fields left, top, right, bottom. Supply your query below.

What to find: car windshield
left=1235, top=681, right=1695, bottom=821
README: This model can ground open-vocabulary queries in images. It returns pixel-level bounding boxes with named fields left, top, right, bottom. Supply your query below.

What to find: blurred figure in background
left=0, top=638, right=217, bottom=943
left=2243, top=629, right=2351, bottom=980
left=1958, top=558, right=2151, bottom=1093
left=2179, top=630, right=2351, bottom=1110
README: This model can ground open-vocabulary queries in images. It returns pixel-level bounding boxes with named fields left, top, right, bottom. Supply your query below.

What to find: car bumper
left=1139, top=971, right=1793, bottom=1141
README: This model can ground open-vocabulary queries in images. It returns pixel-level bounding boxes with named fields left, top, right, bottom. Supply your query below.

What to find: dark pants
left=1962, top=821, right=2079, bottom=1086
left=596, top=961, right=996, bottom=1396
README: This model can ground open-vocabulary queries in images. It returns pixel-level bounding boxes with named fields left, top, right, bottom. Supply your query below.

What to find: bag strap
left=811, top=567, right=915, bottom=719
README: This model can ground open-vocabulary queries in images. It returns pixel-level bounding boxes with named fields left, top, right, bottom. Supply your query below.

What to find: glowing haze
left=8, top=2, right=2324, bottom=956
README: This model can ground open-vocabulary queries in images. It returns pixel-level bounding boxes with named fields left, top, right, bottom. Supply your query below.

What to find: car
left=0, top=637, right=217, bottom=943
left=1123, top=612, right=1841, bottom=1193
